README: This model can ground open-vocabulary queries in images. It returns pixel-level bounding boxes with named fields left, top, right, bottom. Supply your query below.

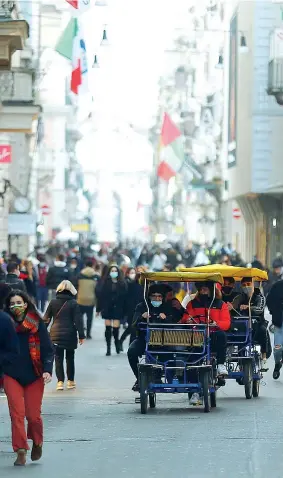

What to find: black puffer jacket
left=267, top=280, right=283, bottom=327
left=5, top=274, right=26, bottom=292
left=44, top=291, right=85, bottom=349
left=46, top=262, right=71, bottom=290
left=96, top=279, right=127, bottom=320
left=125, top=278, right=144, bottom=325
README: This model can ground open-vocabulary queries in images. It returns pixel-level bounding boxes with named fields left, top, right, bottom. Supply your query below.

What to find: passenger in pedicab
left=232, top=277, right=271, bottom=371
left=179, top=281, right=231, bottom=376
left=221, top=277, right=240, bottom=312
left=127, top=284, right=184, bottom=391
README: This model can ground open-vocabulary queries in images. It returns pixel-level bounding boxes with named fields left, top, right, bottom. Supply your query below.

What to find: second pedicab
left=136, top=271, right=224, bottom=414
left=179, top=265, right=268, bottom=399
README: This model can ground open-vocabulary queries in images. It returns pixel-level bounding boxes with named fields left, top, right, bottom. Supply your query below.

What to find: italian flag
left=66, top=0, right=92, bottom=12
left=157, top=113, right=184, bottom=181
left=55, top=17, right=88, bottom=96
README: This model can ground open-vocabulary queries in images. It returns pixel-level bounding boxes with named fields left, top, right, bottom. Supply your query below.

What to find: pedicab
left=136, top=271, right=224, bottom=414
left=179, top=265, right=268, bottom=399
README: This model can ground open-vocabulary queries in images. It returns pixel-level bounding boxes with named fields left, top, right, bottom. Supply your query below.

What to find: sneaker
left=132, top=380, right=139, bottom=392
left=217, top=364, right=228, bottom=376
left=273, top=362, right=282, bottom=380
left=260, top=359, right=269, bottom=372
left=67, top=380, right=76, bottom=390
left=56, top=381, right=64, bottom=391
left=14, top=449, right=27, bottom=466
left=189, top=393, right=201, bottom=405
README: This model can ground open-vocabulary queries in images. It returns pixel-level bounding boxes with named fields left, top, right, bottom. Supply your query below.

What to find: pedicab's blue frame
left=137, top=272, right=224, bottom=412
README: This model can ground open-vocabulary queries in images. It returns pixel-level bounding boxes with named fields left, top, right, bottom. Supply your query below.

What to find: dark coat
left=2, top=314, right=54, bottom=386
left=132, top=300, right=183, bottom=340
left=266, top=280, right=283, bottom=327
left=0, top=311, right=19, bottom=367
left=125, top=278, right=144, bottom=325
left=233, top=289, right=266, bottom=322
left=46, top=263, right=71, bottom=290
left=5, top=273, right=26, bottom=292
left=96, top=278, right=127, bottom=320
left=44, top=291, right=85, bottom=349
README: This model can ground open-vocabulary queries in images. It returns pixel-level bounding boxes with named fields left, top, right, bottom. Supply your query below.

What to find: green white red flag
left=66, top=0, right=92, bottom=13
left=157, top=113, right=184, bottom=181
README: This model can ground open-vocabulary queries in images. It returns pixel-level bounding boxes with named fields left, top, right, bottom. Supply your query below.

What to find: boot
left=31, top=443, right=43, bottom=462
left=105, top=326, right=112, bottom=356
left=112, top=328, right=120, bottom=354
left=14, top=449, right=27, bottom=466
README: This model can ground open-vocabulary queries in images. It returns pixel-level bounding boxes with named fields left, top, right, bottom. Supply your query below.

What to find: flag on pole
left=66, top=0, right=92, bottom=13
left=157, top=113, right=184, bottom=181
left=55, top=18, right=88, bottom=95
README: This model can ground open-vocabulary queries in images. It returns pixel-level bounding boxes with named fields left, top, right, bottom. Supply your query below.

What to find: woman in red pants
left=3, top=290, right=54, bottom=466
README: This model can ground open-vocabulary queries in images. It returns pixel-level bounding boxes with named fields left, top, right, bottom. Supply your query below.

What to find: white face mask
left=70, top=265, right=77, bottom=270
left=129, top=273, right=136, bottom=281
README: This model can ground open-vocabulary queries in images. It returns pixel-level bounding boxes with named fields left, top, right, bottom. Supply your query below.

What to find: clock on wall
left=13, top=196, right=31, bottom=214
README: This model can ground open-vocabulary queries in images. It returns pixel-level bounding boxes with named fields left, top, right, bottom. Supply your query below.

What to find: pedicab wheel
left=210, top=391, right=216, bottom=408
left=149, top=393, right=156, bottom=408
left=252, top=379, right=260, bottom=398
left=201, top=372, right=210, bottom=413
left=243, top=361, right=253, bottom=399
left=139, top=371, right=148, bottom=414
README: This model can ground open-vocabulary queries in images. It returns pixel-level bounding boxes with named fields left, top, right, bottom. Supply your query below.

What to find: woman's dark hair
left=5, top=289, right=37, bottom=314
left=101, top=264, right=124, bottom=285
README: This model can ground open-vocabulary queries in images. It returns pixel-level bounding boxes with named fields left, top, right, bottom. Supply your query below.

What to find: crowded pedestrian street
left=0, top=319, right=281, bottom=477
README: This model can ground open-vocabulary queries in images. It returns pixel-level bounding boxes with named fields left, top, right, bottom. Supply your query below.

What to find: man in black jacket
left=127, top=284, right=184, bottom=391
left=5, top=263, right=26, bottom=292
left=46, top=255, right=71, bottom=298
left=267, top=279, right=283, bottom=379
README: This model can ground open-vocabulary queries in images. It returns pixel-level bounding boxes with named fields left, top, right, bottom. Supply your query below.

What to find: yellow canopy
left=140, top=271, right=224, bottom=284
left=178, top=264, right=268, bottom=281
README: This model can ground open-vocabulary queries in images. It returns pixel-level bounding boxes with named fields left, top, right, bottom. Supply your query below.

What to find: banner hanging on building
left=228, top=13, right=237, bottom=168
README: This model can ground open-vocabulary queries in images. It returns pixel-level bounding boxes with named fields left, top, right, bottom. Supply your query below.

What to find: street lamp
left=92, top=55, right=99, bottom=68
left=101, top=28, right=109, bottom=46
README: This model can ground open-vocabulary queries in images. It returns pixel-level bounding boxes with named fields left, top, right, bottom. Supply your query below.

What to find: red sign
left=233, top=208, right=241, bottom=219
left=0, top=145, right=11, bottom=163
left=41, top=204, right=51, bottom=216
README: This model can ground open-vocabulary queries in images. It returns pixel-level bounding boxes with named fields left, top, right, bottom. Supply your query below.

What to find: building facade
left=223, top=1, right=283, bottom=265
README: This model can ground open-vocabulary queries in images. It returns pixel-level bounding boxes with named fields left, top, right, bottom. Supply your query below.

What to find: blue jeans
left=274, top=326, right=283, bottom=364
left=37, top=286, right=48, bottom=312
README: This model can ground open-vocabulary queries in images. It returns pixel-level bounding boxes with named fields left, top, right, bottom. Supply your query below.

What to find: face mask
left=242, top=286, right=253, bottom=297
left=129, top=273, right=136, bottom=281
left=39, top=262, right=45, bottom=267
left=151, top=300, right=162, bottom=308
left=110, top=271, right=118, bottom=279
left=10, top=304, right=26, bottom=317
left=70, top=265, right=77, bottom=270
left=222, top=286, right=233, bottom=295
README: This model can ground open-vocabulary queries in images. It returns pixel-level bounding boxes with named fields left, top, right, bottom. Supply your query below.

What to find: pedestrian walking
left=44, top=280, right=85, bottom=391
left=36, top=256, right=49, bottom=312
left=77, top=261, right=100, bottom=339
left=5, top=262, right=26, bottom=292
left=46, top=254, right=71, bottom=299
left=119, top=267, right=143, bottom=351
left=266, top=279, right=283, bottom=379
left=19, top=260, right=38, bottom=302
left=96, top=264, right=127, bottom=356
left=3, top=290, right=54, bottom=466
left=0, top=283, right=12, bottom=392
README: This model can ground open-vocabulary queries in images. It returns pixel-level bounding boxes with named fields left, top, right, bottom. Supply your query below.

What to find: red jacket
left=180, top=297, right=231, bottom=331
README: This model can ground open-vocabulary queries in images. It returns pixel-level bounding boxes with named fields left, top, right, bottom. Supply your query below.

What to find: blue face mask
left=151, top=300, right=162, bottom=308
left=110, top=271, right=118, bottom=279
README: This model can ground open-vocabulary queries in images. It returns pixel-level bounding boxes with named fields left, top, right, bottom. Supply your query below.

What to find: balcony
left=0, top=2, right=29, bottom=70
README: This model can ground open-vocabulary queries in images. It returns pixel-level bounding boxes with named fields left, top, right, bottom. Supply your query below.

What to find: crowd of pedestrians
left=1, top=239, right=283, bottom=466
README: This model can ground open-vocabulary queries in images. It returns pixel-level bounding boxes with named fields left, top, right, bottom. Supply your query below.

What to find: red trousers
left=4, top=375, right=44, bottom=451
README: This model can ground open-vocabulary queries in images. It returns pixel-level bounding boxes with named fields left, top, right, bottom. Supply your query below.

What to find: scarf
left=15, top=311, right=42, bottom=377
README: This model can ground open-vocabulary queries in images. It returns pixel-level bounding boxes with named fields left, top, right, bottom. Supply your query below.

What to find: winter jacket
left=0, top=311, right=19, bottom=367
left=3, top=313, right=54, bottom=386
left=44, top=291, right=85, bottom=349
left=180, top=296, right=231, bottom=331
left=46, top=261, right=71, bottom=290
left=5, top=273, right=26, bottom=292
left=266, top=280, right=283, bottom=327
left=125, top=278, right=144, bottom=325
left=233, top=289, right=265, bottom=322
left=77, top=267, right=99, bottom=306
left=132, top=301, right=184, bottom=340
left=96, top=279, right=127, bottom=320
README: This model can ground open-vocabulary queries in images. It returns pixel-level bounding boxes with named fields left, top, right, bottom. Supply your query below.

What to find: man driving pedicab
left=127, top=284, right=184, bottom=391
